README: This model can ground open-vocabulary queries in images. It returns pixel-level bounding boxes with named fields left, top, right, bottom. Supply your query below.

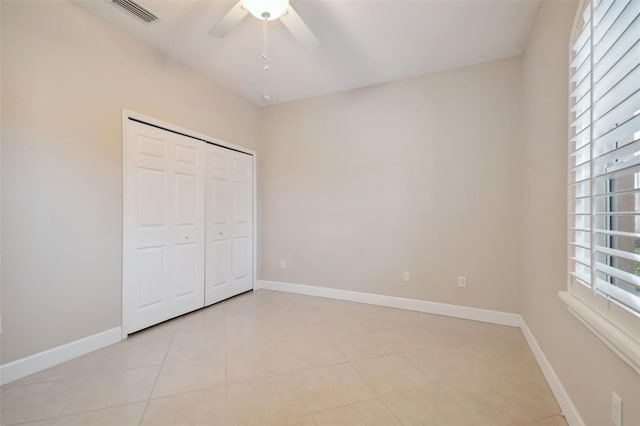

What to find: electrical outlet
left=403, top=271, right=410, bottom=282
left=458, top=276, right=467, bottom=288
left=279, top=260, right=286, bottom=269
left=612, top=392, right=622, bottom=426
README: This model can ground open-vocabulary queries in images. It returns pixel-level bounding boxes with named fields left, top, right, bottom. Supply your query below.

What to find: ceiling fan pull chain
left=262, top=18, right=271, bottom=102
left=262, top=19, right=270, bottom=71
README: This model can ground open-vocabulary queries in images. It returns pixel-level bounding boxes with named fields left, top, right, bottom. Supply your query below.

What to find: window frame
left=561, top=0, right=640, bottom=375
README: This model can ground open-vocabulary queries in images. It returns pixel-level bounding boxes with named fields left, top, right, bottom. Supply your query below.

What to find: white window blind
left=569, top=0, right=640, bottom=316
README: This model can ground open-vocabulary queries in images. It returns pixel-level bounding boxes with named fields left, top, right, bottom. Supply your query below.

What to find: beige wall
left=521, top=2, right=640, bottom=426
left=0, top=1, right=260, bottom=363
left=260, top=57, right=523, bottom=313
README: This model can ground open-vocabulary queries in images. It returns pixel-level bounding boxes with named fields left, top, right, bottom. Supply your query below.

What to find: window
left=565, top=0, right=640, bottom=373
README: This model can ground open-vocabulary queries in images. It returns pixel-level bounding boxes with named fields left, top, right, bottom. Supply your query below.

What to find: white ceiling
left=77, top=0, right=540, bottom=105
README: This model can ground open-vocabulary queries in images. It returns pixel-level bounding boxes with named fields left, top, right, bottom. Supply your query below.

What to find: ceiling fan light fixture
left=241, top=0, right=289, bottom=21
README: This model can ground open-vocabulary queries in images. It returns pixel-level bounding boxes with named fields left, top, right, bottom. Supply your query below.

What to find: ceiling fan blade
left=280, top=5, right=319, bottom=48
left=208, top=1, right=248, bottom=38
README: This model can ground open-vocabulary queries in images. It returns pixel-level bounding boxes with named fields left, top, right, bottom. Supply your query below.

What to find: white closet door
left=205, top=145, right=253, bottom=306
left=123, top=120, right=205, bottom=334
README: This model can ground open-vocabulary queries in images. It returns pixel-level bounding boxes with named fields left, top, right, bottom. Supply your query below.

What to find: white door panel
left=232, top=238, right=249, bottom=279
left=138, top=169, right=166, bottom=226
left=173, top=241, right=198, bottom=297
left=211, top=180, right=229, bottom=223
left=174, top=174, right=198, bottom=225
left=210, top=240, right=229, bottom=286
left=124, top=120, right=205, bottom=334
left=136, top=245, right=167, bottom=308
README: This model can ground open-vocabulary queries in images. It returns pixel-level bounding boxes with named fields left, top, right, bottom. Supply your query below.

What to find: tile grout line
left=305, top=394, right=380, bottom=416
left=526, top=413, right=567, bottom=425
left=224, top=353, right=349, bottom=387
left=8, top=347, right=124, bottom=423
left=346, top=346, right=406, bottom=425
left=399, top=351, right=436, bottom=384
left=13, top=353, right=181, bottom=424
left=32, top=400, right=149, bottom=426
left=379, top=397, right=406, bottom=426
left=137, top=321, right=180, bottom=426
left=6, top=358, right=175, bottom=392
left=294, top=365, right=314, bottom=420
left=48, top=373, right=89, bottom=423
left=222, top=325, right=439, bottom=388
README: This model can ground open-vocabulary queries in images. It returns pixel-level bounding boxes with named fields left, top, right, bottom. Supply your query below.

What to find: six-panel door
left=205, top=146, right=253, bottom=306
left=124, top=121, right=206, bottom=333
left=124, top=119, right=253, bottom=334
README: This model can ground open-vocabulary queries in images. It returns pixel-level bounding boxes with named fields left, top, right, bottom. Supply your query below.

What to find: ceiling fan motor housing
left=241, top=0, right=289, bottom=21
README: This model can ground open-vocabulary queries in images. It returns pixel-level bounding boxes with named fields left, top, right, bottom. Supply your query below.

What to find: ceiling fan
left=208, top=0, right=319, bottom=47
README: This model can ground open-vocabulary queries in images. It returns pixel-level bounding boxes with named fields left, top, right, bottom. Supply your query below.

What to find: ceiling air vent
left=110, top=0, right=158, bottom=24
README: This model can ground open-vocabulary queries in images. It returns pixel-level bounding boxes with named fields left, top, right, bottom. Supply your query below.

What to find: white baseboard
left=0, top=327, right=122, bottom=385
left=257, top=280, right=521, bottom=327
left=520, top=318, right=585, bottom=426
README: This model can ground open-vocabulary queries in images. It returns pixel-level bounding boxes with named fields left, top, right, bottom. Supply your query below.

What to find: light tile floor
left=1, top=290, right=567, bottom=426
